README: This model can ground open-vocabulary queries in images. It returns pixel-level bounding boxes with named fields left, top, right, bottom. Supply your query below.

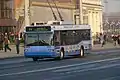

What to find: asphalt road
left=0, top=49, right=120, bottom=80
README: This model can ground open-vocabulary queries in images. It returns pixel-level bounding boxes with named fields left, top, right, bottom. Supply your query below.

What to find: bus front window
left=26, top=33, right=39, bottom=46
left=38, top=33, right=53, bottom=46
left=25, top=32, right=53, bottom=46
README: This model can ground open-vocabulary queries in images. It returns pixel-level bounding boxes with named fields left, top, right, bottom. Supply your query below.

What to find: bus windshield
left=25, top=32, right=53, bottom=46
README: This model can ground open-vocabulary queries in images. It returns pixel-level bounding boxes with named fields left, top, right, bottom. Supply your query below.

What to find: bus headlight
left=56, top=49, right=60, bottom=53
left=89, top=44, right=92, bottom=49
left=48, top=49, right=54, bottom=52
left=24, top=49, right=28, bottom=52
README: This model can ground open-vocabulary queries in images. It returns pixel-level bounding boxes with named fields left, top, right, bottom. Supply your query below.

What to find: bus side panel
left=64, top=50, right=80, bottom=56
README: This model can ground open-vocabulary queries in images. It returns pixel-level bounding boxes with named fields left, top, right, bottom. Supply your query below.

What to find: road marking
left=59, top=63, right=120, bottom=74
left=0, top=57, right=120, bottom=77
left=46, top=63, right=120, bottom=80
left=53, top=64, right=96, bottom=72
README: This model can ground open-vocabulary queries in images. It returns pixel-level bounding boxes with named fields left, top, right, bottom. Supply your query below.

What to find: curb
left=92, top=47, right=120, bottom=52
left=0, top=56, right=24, bottom=60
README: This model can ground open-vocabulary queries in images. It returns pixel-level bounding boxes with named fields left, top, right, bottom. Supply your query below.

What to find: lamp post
left=79, top=0, right=83, bottom=24
left=24, top=0, right=30, bottom=26
left=74, top=0, right=83, bottom=24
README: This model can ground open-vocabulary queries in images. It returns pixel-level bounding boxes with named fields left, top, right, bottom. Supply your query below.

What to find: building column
left=95, top=11, right=98, bottom=34
left=97, top=11, right=101, bottom=33
left=92, top=10, right=98, bottom=36
left=88, top=10, right=93, bottom=31
left=92, top=11, right=95, bottom=36
left=99, top=10, right=103, bottom=33
left=88, top=10, right=94, bottom=46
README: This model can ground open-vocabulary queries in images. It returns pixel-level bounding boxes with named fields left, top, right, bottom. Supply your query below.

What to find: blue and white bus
left=24, top=22, right=92, bottom=61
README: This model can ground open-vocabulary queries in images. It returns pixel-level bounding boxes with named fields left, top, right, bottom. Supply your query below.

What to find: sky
left=102, top=0, right=120, bottom=13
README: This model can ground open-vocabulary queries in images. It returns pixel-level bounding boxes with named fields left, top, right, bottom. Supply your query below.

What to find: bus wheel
left=32, top=57, right=38, bottom=61
left=80, top=47, right=84, bottom=57
left=60, top=50, right=64, bottom=59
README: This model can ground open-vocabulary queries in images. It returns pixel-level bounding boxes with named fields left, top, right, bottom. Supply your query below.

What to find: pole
left=104, top=0, right=108, bottom=33
left=79, top=0, right=83, bottom=24
left=24, top=0, right=30, bottom=26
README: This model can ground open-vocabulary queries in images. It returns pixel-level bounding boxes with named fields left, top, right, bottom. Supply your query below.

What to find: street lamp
left=24, top=0, right=30, bottom=26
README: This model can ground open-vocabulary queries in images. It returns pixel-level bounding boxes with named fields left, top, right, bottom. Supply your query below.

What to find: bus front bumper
left=24, top=52, right=60, bottom=58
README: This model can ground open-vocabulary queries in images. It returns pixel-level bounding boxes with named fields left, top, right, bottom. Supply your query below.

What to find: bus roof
left=25, top=24, right=91, bottom=31
left=52, top=24, right=91, bottom=30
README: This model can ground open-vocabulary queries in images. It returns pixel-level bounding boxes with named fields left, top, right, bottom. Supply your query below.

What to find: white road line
left=47, top=63, right=120, bottom=80
left=60, top=63, right=120, bottom=74
left=0, top=57, right=120, bottom=77
left=53, top=64, right=96, bottom=72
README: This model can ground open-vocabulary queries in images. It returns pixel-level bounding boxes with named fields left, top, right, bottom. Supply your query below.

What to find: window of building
left=0, top=0, right=13, bottom=19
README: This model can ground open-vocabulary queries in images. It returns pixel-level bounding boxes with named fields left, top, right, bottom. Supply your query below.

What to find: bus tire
left=59, top=50, right=64, bottom=59
left=32, top=57, right=38, bottom=61
left=80, top=47, right=84, bottom=57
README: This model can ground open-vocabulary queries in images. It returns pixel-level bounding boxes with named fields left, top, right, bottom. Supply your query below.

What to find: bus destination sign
left=26, top=26, right=51, bottom=32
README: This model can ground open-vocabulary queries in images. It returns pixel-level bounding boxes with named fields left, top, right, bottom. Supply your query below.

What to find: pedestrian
left=4, top=37, right=11, bottom=52
left=15, top=36, right=20, bottom=54
left=112, top=35, right=118, bottom=46
left=99, top=33, right=105, bottom=47
left=117, top=35, right=120, bottom=45
left=0, top=33, right=4, bottom=50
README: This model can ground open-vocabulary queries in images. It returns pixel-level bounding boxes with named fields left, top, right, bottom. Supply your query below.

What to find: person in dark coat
left=112, top=35, right=118, bottom=46
left=117, top=35, right=120, bottom=45
left=4, top=37, right=11, bottom=52
left=15, top=35, right=20, bottom=54
left=0, top=33, right=4, bottom=50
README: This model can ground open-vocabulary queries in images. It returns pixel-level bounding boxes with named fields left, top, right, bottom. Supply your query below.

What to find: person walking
left=0, top=33, right=4, bottom=50
left=112, top=35, right=118, bottom=46
left=15, top=36, right=20, bottom=54
left=4, top=37, right=11, bottom=52
left=99, top=33, right=105, bottom=47
left=117, top=35, right=120, bottom=45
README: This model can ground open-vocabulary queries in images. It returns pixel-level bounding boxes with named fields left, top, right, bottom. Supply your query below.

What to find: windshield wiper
left=39, top=40, right=49, bottom=46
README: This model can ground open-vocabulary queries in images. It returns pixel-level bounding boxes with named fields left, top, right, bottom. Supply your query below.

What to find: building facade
left=0, top=0, right=16, bottom=33
left=82, top=0, right=103, bottom=36
left=15, top=0, right=103, bottom=37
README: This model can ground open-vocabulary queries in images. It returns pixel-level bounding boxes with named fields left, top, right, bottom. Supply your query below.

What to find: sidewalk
left=0, top=43, right=120, bottom=59
left=0, top=45, right=24, bottom=59
left=92, top=42, right=120, bottom=51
